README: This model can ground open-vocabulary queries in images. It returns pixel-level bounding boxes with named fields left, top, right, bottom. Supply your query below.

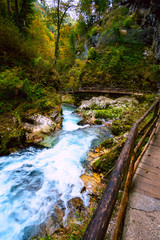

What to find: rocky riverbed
left=48, top=94, right=155, bottom=240
left=0, top=109, right=63, bottom=156
left=0, top=94, right=155, bottom=239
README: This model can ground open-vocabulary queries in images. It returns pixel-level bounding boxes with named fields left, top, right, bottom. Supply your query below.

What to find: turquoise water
left=0, top=105, right=112, bottom=240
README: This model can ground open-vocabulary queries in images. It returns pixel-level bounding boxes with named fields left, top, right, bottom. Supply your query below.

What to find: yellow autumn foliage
left=28, top=12, right=55, bottom=62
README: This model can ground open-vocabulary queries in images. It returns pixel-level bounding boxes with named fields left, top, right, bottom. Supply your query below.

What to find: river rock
left=23, top=114, right=56, bottom=133
left=39, top=204, right=64, bottom=237
left=80, top=173, right=101, bottom=193
left=77, top=96, right=138, bottom=112
left=76, top=96, right=139, bottom=127
left=67, top=197, right=84, bottom=220
left=114, top=96, right=138, bottom=108
left=22, top=114, right=60, bottom=144
left=78, top=96, right=116, bottom=110
left=0, top=113, right=26, bottom=156
left=68, top=197, right=83, bottom=210
left=50, top=111, right=58, bottom=120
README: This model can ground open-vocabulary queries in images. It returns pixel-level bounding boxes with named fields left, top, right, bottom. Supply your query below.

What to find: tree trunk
left=7, top=0, right=11, bottom=16
left=20, top=0, right=26, bottom=28
left=54, top=0, right=60, bottom=65
left=15, top=0, right=19, bottom=27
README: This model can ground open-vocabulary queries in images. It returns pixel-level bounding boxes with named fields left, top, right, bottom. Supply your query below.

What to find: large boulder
left=78, top=96, right=116, bottom=110
left=22, top=112, right=62, bottom=144
left=80, top=173, right=101, bottom=193
left=77, top=96, right=138, bottom=112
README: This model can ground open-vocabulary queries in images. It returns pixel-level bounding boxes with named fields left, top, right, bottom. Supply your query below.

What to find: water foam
left=0, top=105, right=112, bottom=239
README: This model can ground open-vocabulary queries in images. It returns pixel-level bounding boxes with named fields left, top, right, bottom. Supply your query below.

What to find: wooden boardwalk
left=69, top=88, right=145, bottom=96
left=132, top=120, right=160, bottom=200
left=122, top=121, right=160, bottom=240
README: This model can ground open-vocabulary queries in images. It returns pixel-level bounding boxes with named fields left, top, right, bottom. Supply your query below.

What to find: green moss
left=0, top=128, right=26, bottom=156
left=101, top=138, right=114, bottom=148
left=94, top=120, right=102, bottom=125
left=62, top=94, right=75, bottom=105
left=93, top=139, right=126, bottom=174
left=111, top=113, right=134, bottom=136
left=95, top=107, right=122, bottom=120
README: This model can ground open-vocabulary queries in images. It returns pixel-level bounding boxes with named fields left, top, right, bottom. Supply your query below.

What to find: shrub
left=88, top=47, right=97, bottom=60
left=0, top=68, right=22, bottom=99
left=95, top=107, right=122, bottom=120
left=94, top=120, right=102, bottom=125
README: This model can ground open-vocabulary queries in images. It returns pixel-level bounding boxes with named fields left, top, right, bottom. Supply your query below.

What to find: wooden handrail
left=83, top=97, right=160, bottom=240
left=68, top=87, right=153, bottom=96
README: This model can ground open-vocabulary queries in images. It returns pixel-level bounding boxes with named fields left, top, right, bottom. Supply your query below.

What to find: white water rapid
left=0, top=105, right=112, bottom=240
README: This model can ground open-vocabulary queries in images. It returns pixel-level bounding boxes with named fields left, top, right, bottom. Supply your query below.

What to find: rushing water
left=0, top=105, right=112, bottom=240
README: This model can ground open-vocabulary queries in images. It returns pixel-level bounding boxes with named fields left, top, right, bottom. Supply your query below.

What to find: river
left=0, top=105, right=112, bottom=240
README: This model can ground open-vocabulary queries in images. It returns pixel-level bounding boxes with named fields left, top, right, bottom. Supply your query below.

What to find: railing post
left=153, top=100, right=159, bottom=118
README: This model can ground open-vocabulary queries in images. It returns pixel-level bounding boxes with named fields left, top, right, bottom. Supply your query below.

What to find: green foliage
left=67, top=59, right=85, bottom=90
left=88, top=26, right=98, bottom=37
left=75, top=16, right=87, bottom=35
left=39, top=235, right=51, bottom=240
left=0, top=0, right=7, bottom=18
left=1, top=0, right=35, bottom=31
left=69, top=30, right=77, bottom=55
left=0, top=68, right=22, bottom=99
left=95, top=107, right=122, bottom=120
left=0, top=17, right=37, bottom=67
left=88, top=47, right=97, bottom=60
left=111, top=115, right=133, bottom=136
left=135, top=94, right=156, bottom=104
left=101, top=138, right=114, bottom=148
left=62, top=95, right=75, bottom=105
left=123, top=16, right=134, bottom=29
left=93, top=139, right=125, bottom=173
left=94, top=119, right=102, bottom=124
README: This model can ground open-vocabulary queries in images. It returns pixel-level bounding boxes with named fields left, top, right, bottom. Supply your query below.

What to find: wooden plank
left=141, top=155, right=160, bottom=168
left=151, top=136, right=160, bottom=143
left=150, top=140, right=160, bottom=147
left=134, top=169, right=160, bottom=184
left=143, top=150, right=160, bottom=162
left=133, top=187, right=160, bottom=200
left=138, top=162, right=160, bottom=175
left=132, top=178, right=160, bottom=198
left=145, top=144, right=160, bottom=152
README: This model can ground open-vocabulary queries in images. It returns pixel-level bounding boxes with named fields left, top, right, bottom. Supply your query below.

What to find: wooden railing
left=83, top=97, right=160, bottom=240
left=68, top=87, right=152, bottom=96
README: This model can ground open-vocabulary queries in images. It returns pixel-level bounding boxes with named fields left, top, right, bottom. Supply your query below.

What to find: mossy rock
left=93, top=138, right=126, bottom=174
left=111, top=114, right=134, bottom=136
left=101, top=138, right=114, bottom=148
left=0, top=129, right=26, bottom=156
left=94, top=120, right=102, bottom=125
left=111, top=120, right=124, bottom=136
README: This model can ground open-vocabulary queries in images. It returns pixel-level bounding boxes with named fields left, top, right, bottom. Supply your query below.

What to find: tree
left=52, top=0, right=75, bottom=65
left=79, top=0, right=110, bottom=26
left=95, top=0, right=110, bottom=19
left=1, top=0, right=35, bottom=30
left=19, top=0, right=35, bottom=30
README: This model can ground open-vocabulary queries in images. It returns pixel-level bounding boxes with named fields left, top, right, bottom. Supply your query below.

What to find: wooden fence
left=83, top=97, right=160, bottom=240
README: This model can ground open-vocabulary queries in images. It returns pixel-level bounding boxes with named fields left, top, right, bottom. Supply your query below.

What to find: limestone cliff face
left=120, top=0, right=160, bottom=61
left=154, top=20, right=160, bottom=61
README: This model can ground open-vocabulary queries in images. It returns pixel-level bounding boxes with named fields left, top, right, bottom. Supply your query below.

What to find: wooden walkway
left=122, top=121, right=160, bottom=240
left=69, top=88, right=145, bottom=96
